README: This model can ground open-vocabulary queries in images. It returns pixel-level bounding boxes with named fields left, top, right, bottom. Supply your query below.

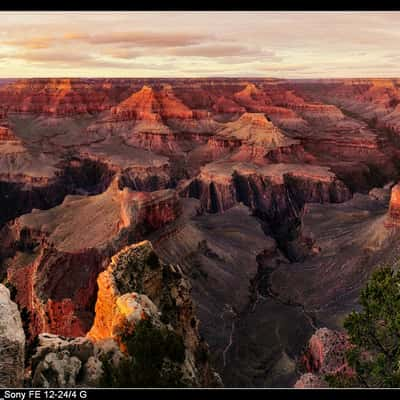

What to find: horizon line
left=0, top=76, right=399, bottom=80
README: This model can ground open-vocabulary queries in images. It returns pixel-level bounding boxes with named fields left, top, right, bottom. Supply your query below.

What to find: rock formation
left=0, top=284, right=25, bottom=388
left=185, top=161, right=351, bottom=216
left=31, top=333, right=122, bottom=387
left=294, top=373, right=328, bottom=388
left=215, top=113, right=298, bottom=159
left=233, top=83, right=272, bottom=111
left=111, top=85, right=193, bottom=121
left=302, top=328, right=352, bottom=376
left=30, top=241, right=220, bottom=388
left=386, top=183, right=400, bottom=226
left=295, top=328, right=353, bottom=388
left=1, top=181, right=181, bottom=338
left=88, top=240, right=218, bottom=386
left=0, top=78, right=127, bottom=116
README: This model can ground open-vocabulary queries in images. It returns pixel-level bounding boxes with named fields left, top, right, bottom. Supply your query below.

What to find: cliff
left=386, top=183, right=400, bottom=227
left=1, top=181, right=181, bottom=339
left=184, top=161, right=351, bottom=215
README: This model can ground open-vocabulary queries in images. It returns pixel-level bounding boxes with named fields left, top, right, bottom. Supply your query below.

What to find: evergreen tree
left=327, top=266, right=400, bottom=387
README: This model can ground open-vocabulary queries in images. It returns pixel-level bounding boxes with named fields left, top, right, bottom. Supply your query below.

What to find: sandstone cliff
left=386, top=183, right=400, bottom=226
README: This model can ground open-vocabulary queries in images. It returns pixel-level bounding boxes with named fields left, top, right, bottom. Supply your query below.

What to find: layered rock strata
left=1, top=181, right=181, bottom=338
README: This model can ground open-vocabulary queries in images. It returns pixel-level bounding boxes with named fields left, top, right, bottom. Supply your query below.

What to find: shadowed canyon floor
left=1, top=78, right=400, bottom=387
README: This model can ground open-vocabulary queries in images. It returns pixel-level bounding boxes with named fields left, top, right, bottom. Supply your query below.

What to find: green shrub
left=146, top=251, right=160, bottom=269
left=101, top=318, right=187, bottom=388
left=326, top=265, right=400, bottom=387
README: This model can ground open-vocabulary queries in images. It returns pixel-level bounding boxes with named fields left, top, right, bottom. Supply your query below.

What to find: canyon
left=1, top=77, right=400, bottom=387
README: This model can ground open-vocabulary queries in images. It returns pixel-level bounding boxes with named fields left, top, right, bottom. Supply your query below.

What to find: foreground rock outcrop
left=0, top=284, right=25, bottom=388
left=30, top=241, right=220, bottom=388
left=88, top=240, right=218, bottom=387
left=31, top=333, right=123, bottom=387
left=295, top=328, right=353, bottom=388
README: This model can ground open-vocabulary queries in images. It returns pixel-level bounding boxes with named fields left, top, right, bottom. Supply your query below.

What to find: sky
left=0, top=12, right=399, bottom=78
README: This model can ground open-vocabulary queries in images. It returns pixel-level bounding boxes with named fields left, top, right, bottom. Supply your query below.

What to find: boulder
left=0, top=284, right=25, bottom=388
left=294, top=373, right=328, bottom=388
left=32, top=352, right=81, bottom=388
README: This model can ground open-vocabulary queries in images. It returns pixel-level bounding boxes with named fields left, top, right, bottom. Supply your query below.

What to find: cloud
left=102, top=48, right=144, bottom=59
left=11, top=48, right=181, bottom=71
left=63, top=33, right=87, bottom=40
left=384, top=53, right=400, bottom=61
left=14, top=50, right=91, bottom=64
left=167, top=44, right=276, bottom=58
left=4, top=36, right=53, bottom=49
left=260, top=64, right=313, bottom=73
left=66, top=31, right=211, bottom=48
left=0, top=12, right=400, bottom=77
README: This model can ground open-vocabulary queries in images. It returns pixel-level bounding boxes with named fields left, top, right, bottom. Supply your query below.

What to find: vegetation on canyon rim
left=100, top=318, right=187, bottom=388
left=325, top=264, right=400, bottom=387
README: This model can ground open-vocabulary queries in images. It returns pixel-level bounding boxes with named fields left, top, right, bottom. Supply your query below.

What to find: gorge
left=1, top=77, right=400, bottom=387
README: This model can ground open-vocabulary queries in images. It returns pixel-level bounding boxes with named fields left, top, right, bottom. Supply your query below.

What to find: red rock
left=0, top=78, right=129, bottom=116
left=157, top=85, right=193, bottom=119
left=87, top=240, right=220, bottom=386
left=263, top=105, right=309, bottom=132
left=386, top=183, right=400, bottom=227
left=301, top=328, right=353, bottom=377
left=0, top=124, right=21, bottom=143
left=233, top=83, right=272, bottom=111
left=0, top=77, right=398, bottom=388
left=111, top=84, right=193, bottom=121
left=212, top=96, right=246, bottom=114
left=111, top=85, right=158, bottom=120
left=289, top=79, right=400, bottom=131
left=3, top=181, right=181, bottom=338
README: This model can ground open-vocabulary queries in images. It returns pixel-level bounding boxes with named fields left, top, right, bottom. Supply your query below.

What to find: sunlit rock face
left=111, top=85, right=193, bottom=121
left=0, top=79, right=125, bottom=117
left=29, top=241, right=221, bottom=388
left=87, top=241, right=164, bottom=342
left=87, top=241, right=202, bottom=366
left=387, top=183, right=400, bottom=226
